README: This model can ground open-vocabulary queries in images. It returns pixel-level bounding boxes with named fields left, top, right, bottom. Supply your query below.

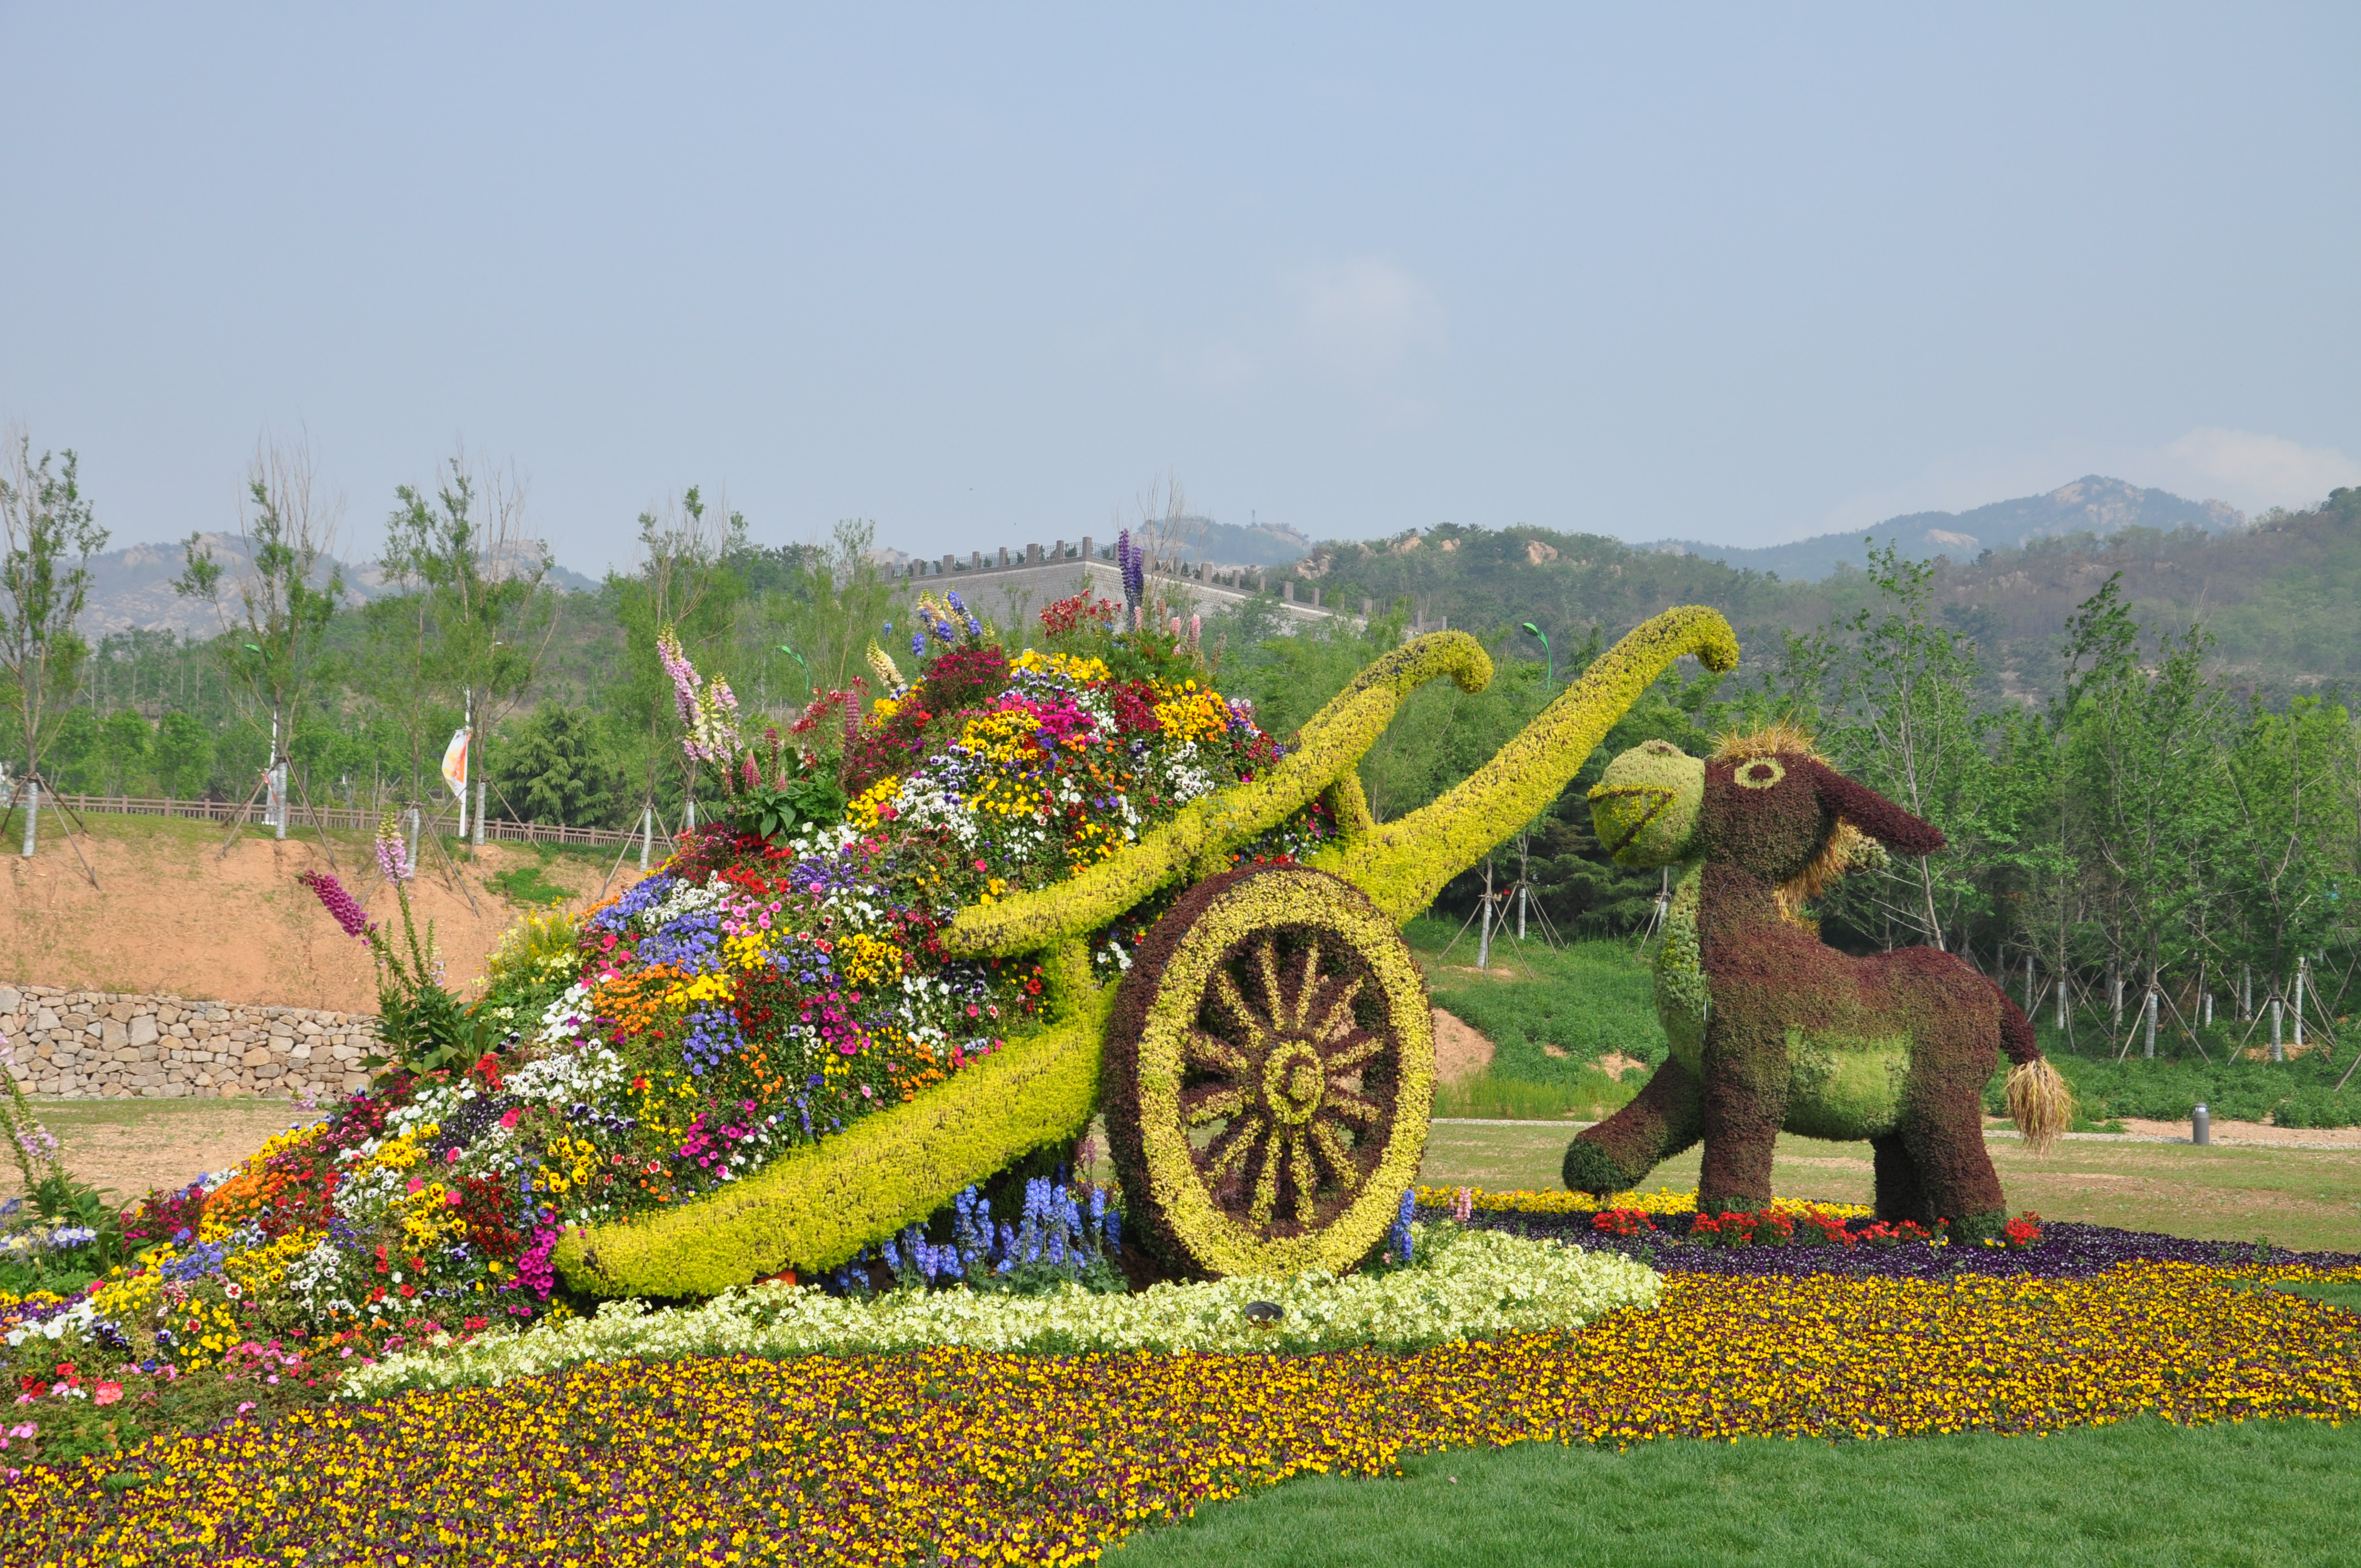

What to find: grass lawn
left=1111, top=1417, right=2361, bottom=1567
left=1420, top=1121, right=2361, bottom=1253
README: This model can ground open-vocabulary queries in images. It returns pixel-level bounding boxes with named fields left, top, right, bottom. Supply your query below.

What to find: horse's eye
left=1733, top=757, right=1786, bottom=790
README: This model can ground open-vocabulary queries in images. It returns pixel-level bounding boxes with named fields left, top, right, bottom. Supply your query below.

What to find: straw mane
left=1711, top=723, right=1868, bottom=923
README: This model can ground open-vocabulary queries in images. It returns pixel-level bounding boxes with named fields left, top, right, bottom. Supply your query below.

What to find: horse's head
left=1589, top=730, right=1944, bottom=887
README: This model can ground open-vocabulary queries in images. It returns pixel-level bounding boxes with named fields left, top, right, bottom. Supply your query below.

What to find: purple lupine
left=1116, top=529, right=1145, bottom=611
left=298, top=870, right=371, bottom=938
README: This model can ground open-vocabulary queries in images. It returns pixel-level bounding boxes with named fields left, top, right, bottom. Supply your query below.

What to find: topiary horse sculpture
left=1563, top=728, right=2072, bottom=1242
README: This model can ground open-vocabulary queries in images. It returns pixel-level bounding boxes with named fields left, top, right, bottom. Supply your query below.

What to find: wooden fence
left=41, top=792, right=646, bottom=851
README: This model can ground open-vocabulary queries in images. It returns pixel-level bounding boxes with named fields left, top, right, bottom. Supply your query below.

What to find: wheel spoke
left=1201, top=1111, right=1266, bottom=1181
left=1288, top=1134, right=1319, bottom=1228
left=1183, top=1028, right=1249, bottom=1078
left=1310, top=974, right=1365, bottom=1042
left=1324, top=1088, right=1382, bottom=1126
left=1321, top=1030, right=1384, bottom=1071
left=1254, top=938, right=1286, bottom=1024
left=1247, top=1131, right=1285, bottom=1229
left=1286, top=935, right=1323, bottom=1030
left=1209, top=971, right=1275, bottom=1054
left=1307, top=1119, right=1364, bottom=1191
left=1181, top=1084, right=1248, bottom=1125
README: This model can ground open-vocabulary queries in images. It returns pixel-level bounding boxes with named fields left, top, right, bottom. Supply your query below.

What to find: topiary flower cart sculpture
left=553, top=607, right=1740, bottom=1296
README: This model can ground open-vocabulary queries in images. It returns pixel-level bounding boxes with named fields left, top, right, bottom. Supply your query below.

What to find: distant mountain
left=1163, top=514, right=1312, bottom=569
left=76, top=535, right=600, bottom=637
left=1645, top=477, right=2244, bottom=581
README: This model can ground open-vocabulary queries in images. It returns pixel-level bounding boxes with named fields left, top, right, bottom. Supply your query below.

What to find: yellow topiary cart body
left=553, top=607, right=1739, bottom=1295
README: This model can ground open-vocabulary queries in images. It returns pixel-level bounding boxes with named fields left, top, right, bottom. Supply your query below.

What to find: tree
left=2219, top=695, right=2351, bottom=989
left=2058, top=575, right=2230, bottom=1006
left=388, top=452, right=552, bottom=794
left=753, top=520, right=904, bottom=710
left=153, top=710, right=215, bottom=799
left=487, top=703, right=624, bottom=827
left=96, top=709, right=152, bottom=795
left=43, top=706, right=102, bottom=792
left=1818, top=545, right=1994, bottom=952
left=172, top=438, right=346, bottom=805
left=0, top=432, right=107, bottom=799
left=601, top=488, right=748, bottom=813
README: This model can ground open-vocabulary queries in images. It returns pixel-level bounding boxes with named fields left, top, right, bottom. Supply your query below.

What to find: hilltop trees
left=0, top=432, right=107, bottom=820
left=172, top=438, right=347, bottom=816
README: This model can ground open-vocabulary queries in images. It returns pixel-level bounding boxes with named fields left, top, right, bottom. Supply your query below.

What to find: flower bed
left=7, top=1256, right=2357, bottom=1566
left=1412, top=1188, right=2361, bottom=1281
left=336, top=1223, right=1660, bottom=1396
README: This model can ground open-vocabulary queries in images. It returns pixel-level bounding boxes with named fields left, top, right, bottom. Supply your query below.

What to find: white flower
left=338, top=1227, right=1661, bottom=1399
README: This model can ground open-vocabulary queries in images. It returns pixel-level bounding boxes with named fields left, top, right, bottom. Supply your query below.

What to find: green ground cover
left=2017, top=1042, right=2361, bottom=1129
left=1112, top=1418, right=2361, bottom=1567
left=1406, top=919, right=1662, bottom=1120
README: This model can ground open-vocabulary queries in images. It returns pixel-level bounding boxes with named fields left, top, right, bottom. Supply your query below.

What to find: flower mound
left=45, top=620, right=1329, bottom=1359
left=9, top=1260, right=2357, bottom=1565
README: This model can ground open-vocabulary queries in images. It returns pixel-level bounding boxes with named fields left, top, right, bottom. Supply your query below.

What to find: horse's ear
left=1803, top=759, right=1945, bottom=857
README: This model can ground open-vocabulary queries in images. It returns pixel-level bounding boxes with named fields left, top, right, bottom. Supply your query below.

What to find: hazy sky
left=3, top=4, right=2357, bottom=574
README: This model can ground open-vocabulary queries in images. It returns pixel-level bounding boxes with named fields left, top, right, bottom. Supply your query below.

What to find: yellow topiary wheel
left=1102, top=864, right=1435, bottom=1278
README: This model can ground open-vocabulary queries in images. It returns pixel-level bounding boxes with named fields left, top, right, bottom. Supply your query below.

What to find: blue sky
left=2, top=4, right=2355, bottom=574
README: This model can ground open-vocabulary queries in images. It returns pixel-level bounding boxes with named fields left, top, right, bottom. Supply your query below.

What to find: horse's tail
left=1993, top=987, right=2072, bottom=1155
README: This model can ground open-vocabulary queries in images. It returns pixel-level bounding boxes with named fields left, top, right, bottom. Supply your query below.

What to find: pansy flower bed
left=1412, top=1186, right=2361, bottom=1280
left=4, top=1224, right=2357, bottom=1565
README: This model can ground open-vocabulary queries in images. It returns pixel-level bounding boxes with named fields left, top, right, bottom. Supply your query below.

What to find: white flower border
left=339, top=1224, right=1659, bottom=1396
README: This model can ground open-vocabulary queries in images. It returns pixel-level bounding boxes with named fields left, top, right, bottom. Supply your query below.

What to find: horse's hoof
left=1946, top=1209, right=2007, bottom=1245
left=1561, top=1137, right=1632, bottom=1197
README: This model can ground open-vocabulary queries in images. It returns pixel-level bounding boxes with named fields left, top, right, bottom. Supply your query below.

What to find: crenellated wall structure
left=878, top=538, right=1368, bottom=630
left=0, top=984, right=377, bottom=1101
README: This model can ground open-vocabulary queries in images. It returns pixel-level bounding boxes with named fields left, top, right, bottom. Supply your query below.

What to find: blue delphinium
left=1388, top=1186, right=1416, bottom=1266
left=828, top=1180, right=1127, bottom=1297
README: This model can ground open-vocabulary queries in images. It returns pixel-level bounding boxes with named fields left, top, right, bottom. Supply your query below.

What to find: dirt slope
left=2, top=814, right=644, bottom=1011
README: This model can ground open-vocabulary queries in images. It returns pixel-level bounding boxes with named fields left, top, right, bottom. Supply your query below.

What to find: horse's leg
left=1869, top=1134, right=1930, bottom=1223
left=1562, top=1058, right=1704, bottom=1196
left=1898, top=1055, right=2008, bottom=1242
left=1697, top=1019, right=1787, bottom=1215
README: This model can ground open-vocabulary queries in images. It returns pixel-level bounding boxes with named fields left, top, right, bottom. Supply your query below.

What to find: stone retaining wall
left=0, top=984, right=378, bottom=1100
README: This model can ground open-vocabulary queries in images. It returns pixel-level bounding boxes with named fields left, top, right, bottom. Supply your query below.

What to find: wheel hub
left=1261, top=1038, right=1327, bottom=1125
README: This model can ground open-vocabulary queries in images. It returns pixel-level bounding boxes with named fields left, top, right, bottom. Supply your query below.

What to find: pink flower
left=236, top=1402, right=256, bottom=1415
left=297, top=871, right=372, bottom=938
left=499, top=1108, right=523, bottom=1130
left=94, top=1383, right=122, bottom=1407
left=374, top=813, right=412, bottom=884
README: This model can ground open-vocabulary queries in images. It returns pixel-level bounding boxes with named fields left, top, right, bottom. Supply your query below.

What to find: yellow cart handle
left=1307, top=606, right=1738, bottom=923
